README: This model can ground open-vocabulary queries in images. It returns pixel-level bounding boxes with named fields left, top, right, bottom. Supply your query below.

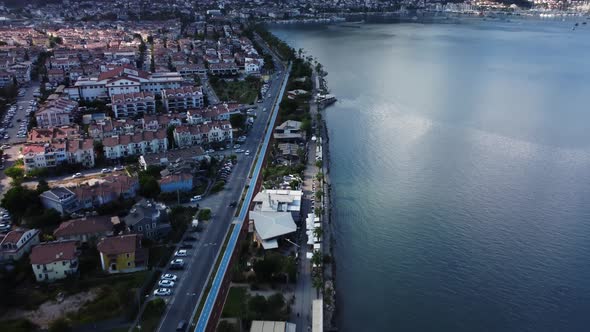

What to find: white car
left=245, top=150, right=250, bottom=156
left=175, top=249, right=188, bottom=257
left=72, top=173, right=83, bottom=178
left=153, top=288, right=172, bottom=296
left=161, top=273, right=178, bottom=281
left=235, top=149, right=244, bottom=153
left=113, top=166, right=124, bottom=171
left=0, top=145, right=10, bottom=150
left=190, top=195, right=202, bottom=202
left=158, top=280, right=175, bottom=288
left=101, top=168, right=112, bottom=174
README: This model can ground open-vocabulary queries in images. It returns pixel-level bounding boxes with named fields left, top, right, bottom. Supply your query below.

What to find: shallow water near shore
left=272, top=19, right=590, bottom=332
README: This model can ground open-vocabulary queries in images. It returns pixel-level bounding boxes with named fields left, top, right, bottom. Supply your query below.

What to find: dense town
left=0, top=0, right=586, bottom=332
left=0, top=1, right=340, bottom=332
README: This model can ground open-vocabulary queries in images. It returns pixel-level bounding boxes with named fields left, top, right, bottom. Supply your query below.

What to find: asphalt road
left=3, top=81, right=39, bottom=145
left=153, top=63, right=287, bottom=331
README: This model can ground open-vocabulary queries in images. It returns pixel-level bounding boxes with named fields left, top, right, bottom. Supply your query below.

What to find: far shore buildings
left=30, top=241, right=79, bottom=282
left=249, top=189, right=303, bottom=250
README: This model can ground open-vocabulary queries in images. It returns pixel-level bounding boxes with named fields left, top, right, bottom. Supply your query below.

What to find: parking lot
left=1, top=81, right=40, bottom=145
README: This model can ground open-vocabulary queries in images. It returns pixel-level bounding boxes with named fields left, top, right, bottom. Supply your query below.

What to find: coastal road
left=152, top=62, right=287, bottom=332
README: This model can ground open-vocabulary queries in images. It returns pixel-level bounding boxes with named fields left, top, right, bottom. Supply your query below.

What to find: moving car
left=101, top=168, right=111, bottom=174
left=72, top=173, right=83, bottom=178
left=245, top=150, right=250, bottom=156
left=153, top=288, right=172, bottom=296
left=113, top=166, right=124, bottom=171
left=174, top=249, right=188, bottom=257
left=190, top=195, right=202, bottom=202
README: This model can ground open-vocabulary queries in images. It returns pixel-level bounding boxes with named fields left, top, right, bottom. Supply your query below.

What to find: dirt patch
left=3, top=289, right=98, bottom=328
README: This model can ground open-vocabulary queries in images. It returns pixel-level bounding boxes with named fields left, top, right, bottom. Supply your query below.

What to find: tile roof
left=30, top=241, right=78, bottom=264
left=97, top=234, right=141, bottom=255
left=53, top=216, right=114, bottom=238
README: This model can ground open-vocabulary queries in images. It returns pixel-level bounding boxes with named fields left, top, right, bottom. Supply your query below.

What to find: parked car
left=153, top=288, right=172, bottom=296
left=174, top=249, right=188, bottom=257
left=72, top=173, right=83, bottom=178
left=229, top=201, right=237, bottom=207
left=0, top=144, right=10, bottom=150
left=190, top=195, right=202, bottom=202
left=245, top=150, right=250, bottom=156
left=170, top=259, right=185, bottom=270
left=113, top=166, right=124, bottom=171
left=235, top=149, right=244, bottom=153
left=158, top=280, right=175, bottom=288
left=101, top=168, right=112, bottom=174
left=161, top=274, right=178, bottom=281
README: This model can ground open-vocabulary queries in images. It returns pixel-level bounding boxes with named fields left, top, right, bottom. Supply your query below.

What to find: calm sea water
left=272, top=19, right=590, bottom=332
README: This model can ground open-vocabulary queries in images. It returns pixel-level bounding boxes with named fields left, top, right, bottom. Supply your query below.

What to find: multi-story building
left=0, top=228, right=40, bottom=262
left=124, top=200, right=171, bottom=240
left=69, top=65, right=183, bottom=101
left=161, top=86, right=204, bottom=111
left=102, top=129, right=168, bottom=160
left=22, top=139, right=95, bottom=172
left=111, top=91, right=156, bottom=118
left=159, top=172, right=193, bottom=193
left=40, top=187, right=80, bottom=216
left=35, top=98, right=78, bottom=128
left=173, top=121, right=233, bottom=148
left=53, top=216, right=115, bottom=245
left=97, top=234, right=147, bottom=274
left=30, top=241, right=79, bottom=282
left=72, top=175, right=139, bottom=209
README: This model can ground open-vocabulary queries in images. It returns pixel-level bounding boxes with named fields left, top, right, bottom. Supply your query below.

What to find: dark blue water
left=272, top=20, right=590, bottom=332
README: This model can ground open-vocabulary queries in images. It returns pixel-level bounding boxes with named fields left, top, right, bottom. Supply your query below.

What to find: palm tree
left=313, top=227, right=323, bottom=239
left=312, top=274, right=323, bottom=298
left=311, top=249, right=322, bottom=268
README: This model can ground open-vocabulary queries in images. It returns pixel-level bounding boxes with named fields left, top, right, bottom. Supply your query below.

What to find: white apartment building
left=103, top=129, right=168, bottom=160
left=35, top=98, right=78, bottom=128
left=161, top=86, right=204, bottom=111
left=69, top=65, right=183, bottom=101
left=22, top=139, right=95, bottom=173
left=173, top=121, right=233, bottom=148
left=111, top=91, right=156, bottom=118
left=30, top=241, right=79, bottom=282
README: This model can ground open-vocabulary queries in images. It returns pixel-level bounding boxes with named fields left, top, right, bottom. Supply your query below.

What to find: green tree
left=313, top=227, right=323, bottom=239
left=166, top=125, right=176, bottom=148
left=36, top=179, right=50, bottom=193
left=311, top=250, right=322, bottom=268
left=315, top=160, right=323, bottom=169
left=139, top=174, right=160, bottom=198
left=197, top=208, right=211, bottom=220
left=4, top=166, right=24, bottom=181
left=230, top=113, right=245, bottom=130
left=248, top=295, right=268, bottom=319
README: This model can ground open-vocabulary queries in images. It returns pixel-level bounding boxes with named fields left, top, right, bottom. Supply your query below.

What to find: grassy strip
left=133, top=298, right=166, bottom=332
left=192, top=223, right=236, bottom=326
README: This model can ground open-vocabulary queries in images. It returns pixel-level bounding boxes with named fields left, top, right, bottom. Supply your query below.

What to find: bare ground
left=2, top=289, right=98, bottom=328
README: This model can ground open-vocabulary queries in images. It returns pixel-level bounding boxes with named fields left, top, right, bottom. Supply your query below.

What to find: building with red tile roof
left=30, top=241, right=79, bottom=282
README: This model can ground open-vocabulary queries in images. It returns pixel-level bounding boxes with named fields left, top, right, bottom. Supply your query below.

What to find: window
left=126, top=253, right=130, bottom=258
left=62, top=261, right=66, bottom=266
left=127, top=262, right=131, bottom=267
left=138, top=226, right=142, bottom=231
left=146, top=224, right=150, bottom=230
left=152, top=223, right=156, bottom=229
